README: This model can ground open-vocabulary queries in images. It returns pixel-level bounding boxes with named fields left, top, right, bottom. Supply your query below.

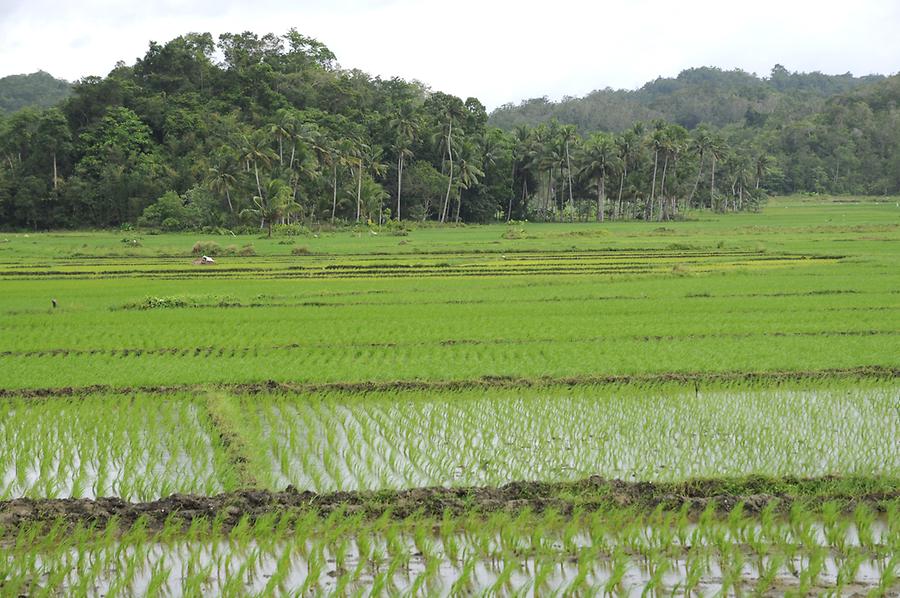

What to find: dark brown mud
left=1, top=365, right=897, bottom=400
left=1, top=475, right=897, bottom=535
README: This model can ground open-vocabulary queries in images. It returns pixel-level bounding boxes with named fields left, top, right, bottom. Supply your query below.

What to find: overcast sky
left=1, top=0, right=897, bottom=109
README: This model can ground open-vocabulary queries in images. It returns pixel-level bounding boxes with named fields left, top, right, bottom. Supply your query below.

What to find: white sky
left=0, top=0, right=897, bottom=109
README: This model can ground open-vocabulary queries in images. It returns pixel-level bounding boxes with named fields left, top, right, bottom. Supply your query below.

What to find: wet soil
left=2, top=475, right=897, bottom=535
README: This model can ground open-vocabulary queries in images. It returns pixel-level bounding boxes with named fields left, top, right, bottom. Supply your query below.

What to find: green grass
left=0, top=196, right=898, bottom=594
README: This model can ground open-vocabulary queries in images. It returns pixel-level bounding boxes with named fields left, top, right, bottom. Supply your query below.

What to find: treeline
left=492, top=66, right=900, bottom=197
left=0, top=32, right=892, bottom=231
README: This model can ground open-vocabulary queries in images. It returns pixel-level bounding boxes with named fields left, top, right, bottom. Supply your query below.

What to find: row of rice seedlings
left=230, top=381, right=899, bottom=492
left=4, top=262, right=890, bottom=357
left=2, top=501, right=897, bottom=595
left=0, top=396, right=239, bottom=500
left=2, top=324, right=893, bottom=391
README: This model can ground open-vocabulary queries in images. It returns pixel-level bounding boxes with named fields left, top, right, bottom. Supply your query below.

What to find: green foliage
left=12, top=32, right=897, bottom=229
left=138, top=191, right=199, bottom=230
left=0, top=71, right=71, bottom=114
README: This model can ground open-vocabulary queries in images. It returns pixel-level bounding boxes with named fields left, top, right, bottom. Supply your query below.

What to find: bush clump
left=291, top=246, right=311, bottom=255
left=192, top=241, right=222, bottom=255
left=219, top=244, right=256, bottom=256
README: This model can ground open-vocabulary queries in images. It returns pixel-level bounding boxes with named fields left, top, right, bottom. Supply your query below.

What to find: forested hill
left=1, top=32, right=899, bottom=231
left=0, top=71, right=72, bottom=114
left=488, top=66, right=886, bottom=131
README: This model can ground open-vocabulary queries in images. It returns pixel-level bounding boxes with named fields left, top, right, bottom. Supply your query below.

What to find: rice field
left=1, top=196, right=898, bottom=595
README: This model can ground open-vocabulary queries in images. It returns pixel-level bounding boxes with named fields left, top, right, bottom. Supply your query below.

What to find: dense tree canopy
left=0, top=35, right=897, bottom=231
left=0, top=71, right=71, bottom=114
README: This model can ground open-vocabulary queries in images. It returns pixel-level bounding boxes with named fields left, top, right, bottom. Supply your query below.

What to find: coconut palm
left=688, top=126, right=713, bottom=207
left=241, top=178, right=300, bottom=237
left=453, top=148, right=485, bottom=223
left=206, top=155, right=238, bottom=214
left=240, top=131, right=277, bottom=201
left=580, top=133, right=620, bottom=222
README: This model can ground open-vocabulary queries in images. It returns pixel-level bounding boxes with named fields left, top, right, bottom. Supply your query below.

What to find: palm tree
left=240, top=131, right=277, bottom=201
left=688, top=127, right=712, bottom=208
left=332, top=138, right=354, bottom=223
left=438, top=101, right=466, bottom=223
left=708, top=134, right=725, bottom=210
left=560, top=124, right=578, bottom=216
left=614, top=129, right=638, bottom=220
left=269, top=109, right=294, bottom=167
left=454, top=149, right=485, bottom=223
left=647, top=121, right=667, bottom=220
left=754, top=153, right=773, bottom=190
left=206, top=161, right=238, bottom=214
left=389, top=109, right=420, bottom=222
left=241, top=179, right=300, bottom=237
left=345, top=139, right=367, bottom=223
left=349, top=142, right=387, bottom=223
left=357, top=177, right=389, bottom=223
left=657, top=125, right=688, bottom=220
left=580, top=133, right=620, bottom=222
left=510, top=125, right=532, bottom=221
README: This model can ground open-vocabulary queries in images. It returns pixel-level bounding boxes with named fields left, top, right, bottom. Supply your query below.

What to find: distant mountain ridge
left=0, top=71, right=72, bottom=114
left=489, top=65, right=887, bottom=132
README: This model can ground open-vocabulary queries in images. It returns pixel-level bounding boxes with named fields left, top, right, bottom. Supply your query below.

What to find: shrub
left=273, top=223, right=311, bottom=237
left=291, top=246, right=311, bottom=255
left=192, top=241, right=221, bottom=255
left=238, top=244, right=256, bottom=257
left=139, top=191, right=200, bottom=231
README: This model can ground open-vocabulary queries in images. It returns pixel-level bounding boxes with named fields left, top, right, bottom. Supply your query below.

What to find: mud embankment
left=2, top=475, right=897, bottom=534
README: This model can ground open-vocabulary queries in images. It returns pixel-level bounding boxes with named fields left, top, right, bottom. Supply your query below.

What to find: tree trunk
left=648, top=149, right=658, bottom=219
left=616, top=162, right=627, bottom=221
left=225, top=188, right=233, bottom=213
left=331, top=163, right=338, bottom=223
left=356, top=164, right=363, bottom=223
left=546, top=169, right=553, bottom=219
left=455, top=188, right=462, bottom=223
left=507, top=161, right=516, bottom=222
left=254, top=161, right=263, bottom=200
left=356, top=161, right=362, bottom=222
left=52, top=152, right=58, bottom=190
left=688, top=151, right=704, bottom=207
left=289, top=144, right=295, bottom=170
left=710, top=154, right=717, bottom=210
left=565, top=139, right=574, bottom=217
left=658, top=153, right=669, bottom=221
left=442, top=121, right=453, bottom=223
left=278, top=137, right=283, bottom=166
left=596, top=176, right=606, bottom=222
left=670, top=155, right=679, bottom=218
left=396, top=153, right=403, bottom=222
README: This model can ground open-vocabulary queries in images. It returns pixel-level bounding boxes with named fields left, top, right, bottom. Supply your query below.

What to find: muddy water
left=256, top=385, right=900, bottom=493
left=10, top=526, right=896, bottom=596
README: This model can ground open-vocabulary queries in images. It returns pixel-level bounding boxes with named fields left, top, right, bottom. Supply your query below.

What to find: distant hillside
left=489, top=65, right=886, bottom=132
left=0, top=71, right=71, bottom=113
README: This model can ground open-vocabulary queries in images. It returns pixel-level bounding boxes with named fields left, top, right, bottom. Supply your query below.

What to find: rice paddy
left=1, top=196, right=898, bottom=594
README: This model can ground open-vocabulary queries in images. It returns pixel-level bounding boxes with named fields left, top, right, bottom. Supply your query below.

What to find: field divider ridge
left=200, top=392, right=259, bottom=489
left=0, top=365, right=897, bottom=399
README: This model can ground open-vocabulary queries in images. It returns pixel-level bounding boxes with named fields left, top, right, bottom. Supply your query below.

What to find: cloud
left=0, top=0, right=897, bottom=109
